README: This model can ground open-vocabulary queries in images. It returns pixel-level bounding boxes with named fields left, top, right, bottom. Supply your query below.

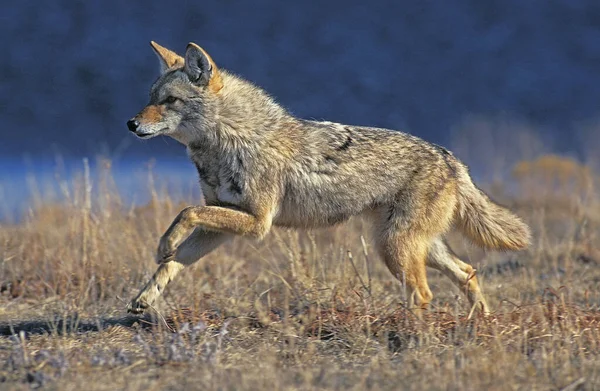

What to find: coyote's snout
left=126, top=41, right=531, bottom=316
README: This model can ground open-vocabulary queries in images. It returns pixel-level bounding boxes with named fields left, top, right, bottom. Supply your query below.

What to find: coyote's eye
left=164, top=96, right=178, bottom=104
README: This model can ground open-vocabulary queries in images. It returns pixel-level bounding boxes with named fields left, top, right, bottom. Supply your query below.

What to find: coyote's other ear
left=150, top=41, right=184, bottom=73
left=184, top=43, right=223, bottom=92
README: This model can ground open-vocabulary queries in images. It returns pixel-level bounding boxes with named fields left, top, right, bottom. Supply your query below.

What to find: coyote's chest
left=189, top=152, right=245, bottom=206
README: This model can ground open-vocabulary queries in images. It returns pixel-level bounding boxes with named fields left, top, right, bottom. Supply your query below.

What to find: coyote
left=126, top=41, right=530, bottom=315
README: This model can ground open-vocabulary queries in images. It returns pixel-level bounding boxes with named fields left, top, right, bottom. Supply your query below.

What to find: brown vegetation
left=0, top=153, right=599, bottom=390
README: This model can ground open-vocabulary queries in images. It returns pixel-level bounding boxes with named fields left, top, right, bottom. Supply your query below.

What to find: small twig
left=467, top=300, right=483, bottom=320
left=19, top=330, right=29, bottom=366
left=115, top=295, right=128, bottom=305
left=347, top=250, right=369, bottom=294
left=118, top=360, right=146, bottom=373
left=559, top=377, right=586, bottom=391
left=360, top=236, right=372, bottom=296
left=498, top=298, right=522, bottom=310
left=145, top=302, right=175, bottom=332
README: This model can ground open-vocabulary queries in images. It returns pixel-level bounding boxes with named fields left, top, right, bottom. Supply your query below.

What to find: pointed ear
left=184, top=43, right=223, bottom=93
left=150, top=41, right=184, bottom=73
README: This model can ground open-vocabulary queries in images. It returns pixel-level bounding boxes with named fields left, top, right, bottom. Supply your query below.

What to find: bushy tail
left=455, top=168, right=531, bottom=251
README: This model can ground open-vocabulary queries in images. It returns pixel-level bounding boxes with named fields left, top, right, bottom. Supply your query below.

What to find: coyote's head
left=127, top=41, right=223, bottom=143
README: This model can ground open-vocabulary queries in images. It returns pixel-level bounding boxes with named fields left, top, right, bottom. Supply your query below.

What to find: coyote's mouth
left=135, top=132, right=154, bottom=139
left=135, top=128, right=168, bottom=139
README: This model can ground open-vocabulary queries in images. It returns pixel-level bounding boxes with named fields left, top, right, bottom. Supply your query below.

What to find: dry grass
left=1, top=155, right=600, bottom=390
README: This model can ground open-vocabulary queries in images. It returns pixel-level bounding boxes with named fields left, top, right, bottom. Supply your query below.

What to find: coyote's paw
left=156, top=237, right=176, bottom=264
left=127, top=298, right=149, bottom=315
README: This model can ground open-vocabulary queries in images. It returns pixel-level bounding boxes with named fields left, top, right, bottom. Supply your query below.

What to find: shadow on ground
left=0, top=315, right=148, bottom=336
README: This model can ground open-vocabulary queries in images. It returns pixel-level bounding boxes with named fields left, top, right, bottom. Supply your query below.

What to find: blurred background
left=1, top=0, right=600, bottom=218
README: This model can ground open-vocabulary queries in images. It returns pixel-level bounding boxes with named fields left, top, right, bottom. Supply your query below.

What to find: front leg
left=156, top=205, right=272, bottom=263
left=128, top=228, right=233, bottom=314
left=129, top=206, right=273, bottom=314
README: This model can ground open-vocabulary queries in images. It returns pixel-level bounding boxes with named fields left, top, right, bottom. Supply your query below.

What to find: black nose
left=127, top=119, right=140, bottom=132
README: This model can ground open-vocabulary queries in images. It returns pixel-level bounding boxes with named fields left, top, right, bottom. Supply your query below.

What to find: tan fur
left=150, top=41, right=184, bottom=71
left=126, top=42, right=531, bottom=316
left=454, top=167, right=530, bottom=250
left=138, top=105, right=165, bottom=124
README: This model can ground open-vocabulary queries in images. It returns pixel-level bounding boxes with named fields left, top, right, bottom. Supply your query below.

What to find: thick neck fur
left=185, top=71, right=293, bottom=152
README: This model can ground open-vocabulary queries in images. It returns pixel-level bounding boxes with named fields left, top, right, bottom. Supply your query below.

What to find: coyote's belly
left=274, top=167, right=399, bottom=228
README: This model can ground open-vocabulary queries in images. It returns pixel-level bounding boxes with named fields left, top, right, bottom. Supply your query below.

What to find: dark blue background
left=3, top=0, right=600, bottom=160
left=1, top=0, right=600, bottom=219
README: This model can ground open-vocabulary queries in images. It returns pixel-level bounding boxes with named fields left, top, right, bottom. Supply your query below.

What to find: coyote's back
left=125, top=41, right=530, bottom=316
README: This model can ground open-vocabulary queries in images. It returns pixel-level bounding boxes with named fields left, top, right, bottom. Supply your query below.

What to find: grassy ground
left=0, top=155, right=599, bottom=390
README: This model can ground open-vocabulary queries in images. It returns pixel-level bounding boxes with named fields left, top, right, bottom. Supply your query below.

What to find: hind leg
left=377, top=229, right=433, bottom=312
left=426, top=238, right=489, bottom=314
left=374, top=176, right=459, bottom=313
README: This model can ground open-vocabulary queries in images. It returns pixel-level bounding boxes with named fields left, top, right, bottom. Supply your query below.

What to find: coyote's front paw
left=156, top=237, right=176, bottom=264
left=127, top=298, right=149, bottom=314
